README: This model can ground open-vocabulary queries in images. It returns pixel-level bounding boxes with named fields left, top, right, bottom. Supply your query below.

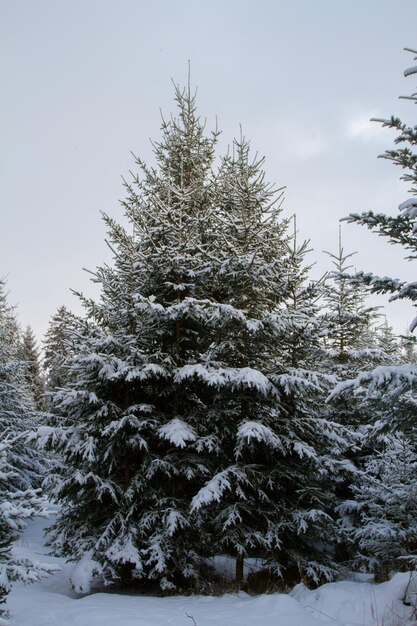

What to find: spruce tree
left=20, top=326, right=45, bottom=412
left=0, top=432, right=56, bottom=618
left=44, top=306, right=79, bottom=395
left=399, top=329, right=417, bottom=364
left=0, top=282, right=55, bottom=616
left=330, top=50, right=417, bottom=576
left=322, top=232, right=390, bottom=446
left=39, top=87, right=349, bottom=593
left=331, top=50, right=417, bottom=419
left=322, top=230, right=383, bottom=404
left=375, top=318, right=400, bottom=367
left=321, top=234, right=396, bottom=568
left=0, top=282, right=45, bottom=490
left=343, top=48, right=417, bottom=358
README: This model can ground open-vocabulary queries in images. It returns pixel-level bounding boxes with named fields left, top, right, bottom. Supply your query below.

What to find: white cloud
left=347, top=114, right=386, bottom=141
left=292, top=132, right=329, bottom=159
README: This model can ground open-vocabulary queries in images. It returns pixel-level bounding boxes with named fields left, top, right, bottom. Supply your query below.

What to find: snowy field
left=6, top=515, right=417, bottom=626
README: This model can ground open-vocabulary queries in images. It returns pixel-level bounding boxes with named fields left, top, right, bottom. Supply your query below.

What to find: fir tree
left=375, top=318, right=400, bottom=367
left=322, top=231, right=390, bottom=453
left=0, top=432, right=56, bottom=618
left=321, top=233, right=396, bottom=568
left=341, top=48, right=417, bottom=374
left=38, top=87, right=349, bottom=594
left=399, top=329, right=417, bottom=363
left=44, top=306, right=78, bottom=393
left=322, top=229, right=383, bottom=398
left=331, top=50, right=417, bottom=413
left=20, top=326, right=45, bottom=411
left=0, top=282, right=45, bottom=490
left=329, top=50, right=417, bottom=576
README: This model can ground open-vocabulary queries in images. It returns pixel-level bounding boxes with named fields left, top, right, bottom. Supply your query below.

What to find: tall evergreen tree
left=331, top=50, right=417, bottom=407
left=330, top=49, right=417, bottom=576
left=321, top=233, right=396, bottom=568
left=39, top=87, right=349, bottom=594
left=343, top=48, right=417, bottom=354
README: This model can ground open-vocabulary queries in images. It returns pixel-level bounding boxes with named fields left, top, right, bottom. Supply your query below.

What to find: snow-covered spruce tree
left=0, top=282, right=46, bottom=490
left=39, top=88, right=350, bottom=593
left=320, top=234, right=397, bottom=567
left=322, top=231, right=384, bottom=424
left=0, top=283, right=55, bottom=616
left=360, top=322, right=417, bottom=444
left=339, top=432, right=417, bottom=581
left=189, top=138, right=350, bottom=587
left=328, top=50, right=417, bottom=576
left=339, top=48, right=417, bottom=390
left=19, top=326, right=45, bottom=412
left=39, top=85, right=223, bottom=592
left=329, top=51, right=417, bottom=430
left=399, top=329, right=417, bottom=363
left=375, top=318, right=400, bottom=367
left=44, top=306, right=79, bottom=395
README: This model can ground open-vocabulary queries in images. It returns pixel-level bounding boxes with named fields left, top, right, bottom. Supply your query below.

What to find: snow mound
left=71, top=553, right=103, bottom=594
left=292, top=573, right=416, bottom=626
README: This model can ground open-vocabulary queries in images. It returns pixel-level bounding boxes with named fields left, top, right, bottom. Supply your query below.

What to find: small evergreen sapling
left=20, top=326, right=45, bottom=412
left=44, top=306, right=79, bottom=394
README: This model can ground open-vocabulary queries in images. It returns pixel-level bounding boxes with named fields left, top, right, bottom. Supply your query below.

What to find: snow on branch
left=174, top=364, right=275, bottom=394
left=190, top=466, right=249, bottom=511
left=236, top=421, right=285, bottom=453
left=158, top=418, right=196, bottom=448
left=328, top=364, right=417, bottom=401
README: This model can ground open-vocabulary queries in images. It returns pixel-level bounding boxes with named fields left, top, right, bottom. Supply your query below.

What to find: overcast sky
left=2, top=0, right=417, bottom=341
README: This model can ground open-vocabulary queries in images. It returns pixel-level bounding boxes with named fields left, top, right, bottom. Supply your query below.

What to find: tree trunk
left=235, top=555, right=244, bottom=588
left=123, top=387, right=131, bottom=489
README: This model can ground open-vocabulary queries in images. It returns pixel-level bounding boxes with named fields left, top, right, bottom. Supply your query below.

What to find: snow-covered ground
left=6, top=515, right=417, bottom=626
